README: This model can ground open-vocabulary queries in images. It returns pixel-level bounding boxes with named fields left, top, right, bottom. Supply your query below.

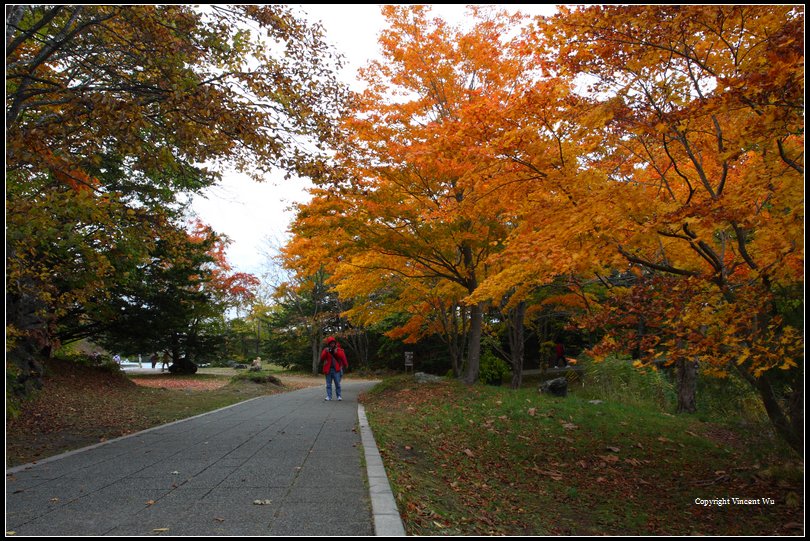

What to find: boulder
left=538, top=377, right=568, bottom=397
left=414, top=372, right=444, bottom=384
left=168, top=358, right=198, bottom=375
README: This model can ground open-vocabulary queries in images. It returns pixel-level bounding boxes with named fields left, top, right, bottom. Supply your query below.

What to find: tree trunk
left=441, top=302, right=467, bottom=378
left=675, top=357, right=698, bottom=413
left=734, top=363, right=803, bottom=456
left=170, top=333, right=181, bottom=367
left=310, top=329, right=322, bottom=375
left=462, top=302, right=484, bottom=384
left=6, top=289, right=50, bottom=400
left=508, top=301, right=527, bottom=389
left=342, top=328, right=369, bottom=369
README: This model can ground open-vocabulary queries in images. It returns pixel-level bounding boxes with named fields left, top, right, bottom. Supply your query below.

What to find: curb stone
left=358, top=404, right=407, bottom=536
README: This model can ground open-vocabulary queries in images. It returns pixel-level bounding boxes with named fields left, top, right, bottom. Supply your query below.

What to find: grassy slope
left=5, top=359, right=304, bottom=468
left=361, top=376, right=804, bottom=536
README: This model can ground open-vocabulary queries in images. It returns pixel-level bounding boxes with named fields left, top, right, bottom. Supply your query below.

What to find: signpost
left=404, top=351, right=414, bottom=373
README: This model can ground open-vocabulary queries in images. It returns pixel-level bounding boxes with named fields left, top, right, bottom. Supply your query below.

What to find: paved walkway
left=6, top=380, right=402, bottom=536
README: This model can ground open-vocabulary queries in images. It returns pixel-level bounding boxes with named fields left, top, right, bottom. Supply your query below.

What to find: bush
left=696, top=370, right=767, bottom=424
left=478, top=351, right=511, bottom=385
left=231, top=370, right=282, bottom=385
left=578, top=355, right=675, bottom=410
left=56, top=349, right=121, bottom=373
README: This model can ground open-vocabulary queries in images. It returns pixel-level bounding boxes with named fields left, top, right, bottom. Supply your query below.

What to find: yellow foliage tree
left=286, top=6, right=564, bottom=383
left=517, top=5, right=804, bottom=452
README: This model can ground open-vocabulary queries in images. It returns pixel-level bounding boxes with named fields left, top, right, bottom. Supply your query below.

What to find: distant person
left=162, top=352, right=170, bottom=372
left=150, top=353, right=158, bottom=369
left=320, top=337, right=348, bottom=401
left=251, top=357, right=262, bottom=371
left=554, top=341, right=566, bottom=368
left=113, top=354, right=121, bottom=364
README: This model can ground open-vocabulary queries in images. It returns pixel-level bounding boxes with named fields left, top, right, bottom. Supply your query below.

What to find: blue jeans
left=325, top=368, right=342, bottom=399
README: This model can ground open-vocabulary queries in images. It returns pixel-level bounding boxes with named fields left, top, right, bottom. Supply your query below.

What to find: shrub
left=231, top=370, right=282, bottom=385
left=696, top=370, right=767, bottom=424
left=478, top=351, right=511, bottom=385
left=578, top=354, right=675, bottom=410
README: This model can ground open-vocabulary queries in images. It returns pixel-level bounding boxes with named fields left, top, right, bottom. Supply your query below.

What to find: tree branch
left=617, top=245, right=700, bottom=277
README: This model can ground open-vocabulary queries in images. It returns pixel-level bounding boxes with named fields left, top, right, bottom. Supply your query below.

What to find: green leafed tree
left=6, top=5, right=345, bottom=398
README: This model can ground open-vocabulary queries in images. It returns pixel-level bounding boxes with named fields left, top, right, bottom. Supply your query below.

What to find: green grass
left=362, top=376, right=803, bottom=536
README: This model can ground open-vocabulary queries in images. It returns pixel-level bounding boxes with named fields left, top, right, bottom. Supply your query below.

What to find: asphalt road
left=6, top=380, right=382, bottom=536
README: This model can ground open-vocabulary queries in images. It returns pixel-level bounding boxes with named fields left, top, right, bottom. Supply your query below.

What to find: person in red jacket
left=320, top=337, right=348, bottom=401
left=553, top=340, right=566, bottom=368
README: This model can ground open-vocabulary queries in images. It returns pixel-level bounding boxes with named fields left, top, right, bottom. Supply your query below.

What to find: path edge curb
left=357, top=403, right=407, bottom=536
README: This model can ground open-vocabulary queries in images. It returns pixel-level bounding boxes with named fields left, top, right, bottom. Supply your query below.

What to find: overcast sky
left=189, top=4, right=557, bottom=277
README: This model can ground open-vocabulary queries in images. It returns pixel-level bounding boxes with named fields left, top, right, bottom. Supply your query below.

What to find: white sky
left=190, top=4, right=557, bottom=276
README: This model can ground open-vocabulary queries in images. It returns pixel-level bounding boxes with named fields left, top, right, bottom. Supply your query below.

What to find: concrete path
left=6, top=380, right=404, bottom=536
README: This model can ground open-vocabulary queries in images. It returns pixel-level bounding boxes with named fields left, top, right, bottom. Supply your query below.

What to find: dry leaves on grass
left=130, top=377, right=229, bottom=391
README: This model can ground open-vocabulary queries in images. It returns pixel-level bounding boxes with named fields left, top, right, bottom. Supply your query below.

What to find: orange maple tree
left=285, top=6, right=562, bottom=383
left=520, top=5, right=804, bottom=452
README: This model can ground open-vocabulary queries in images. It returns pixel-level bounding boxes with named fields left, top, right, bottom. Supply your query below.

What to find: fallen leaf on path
left=463, top=448, right=475, bottom=458
left=606, top=446, right=620, bottom=452
left=146, top=500, right=156, bottom=506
